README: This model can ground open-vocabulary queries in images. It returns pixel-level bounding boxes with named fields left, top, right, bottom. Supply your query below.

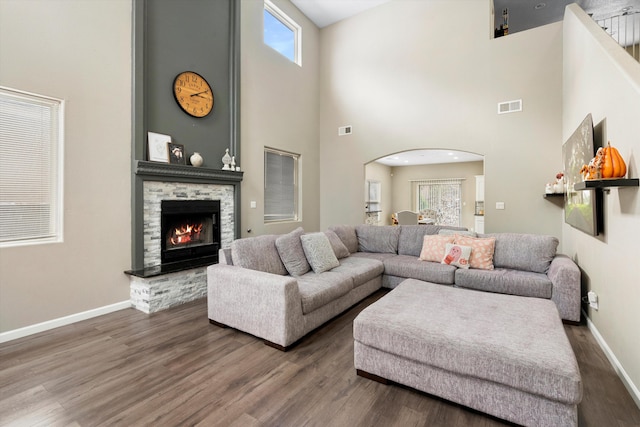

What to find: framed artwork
left=147, top=132, right=171, bottom=163
left=168, top=143, right=186, bottom=165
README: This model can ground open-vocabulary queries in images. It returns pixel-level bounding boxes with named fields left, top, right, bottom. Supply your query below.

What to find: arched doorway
left=364, top=149, right=484, bottom=231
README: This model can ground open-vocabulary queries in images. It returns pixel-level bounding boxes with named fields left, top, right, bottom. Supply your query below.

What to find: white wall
left=0, top=0, right=132, bottom=332
left=563, top=4, right=640, bottom=403
left=319, top=0, right=564, bottom=240
left=240, top=0, right=321, bottom=237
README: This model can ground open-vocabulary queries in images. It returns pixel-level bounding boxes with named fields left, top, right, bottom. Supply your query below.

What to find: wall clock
left=172, top=71, right=214, bottom=118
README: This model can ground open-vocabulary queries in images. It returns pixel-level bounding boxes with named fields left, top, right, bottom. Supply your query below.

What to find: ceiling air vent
left=497, top=99, right=522, bottom=114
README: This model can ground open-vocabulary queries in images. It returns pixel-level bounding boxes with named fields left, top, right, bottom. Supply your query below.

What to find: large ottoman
left=353, top=279, right=582, bottom=427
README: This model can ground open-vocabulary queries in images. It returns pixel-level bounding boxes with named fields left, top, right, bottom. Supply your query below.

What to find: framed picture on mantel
left=168, top=143, right=186, bottom=165
left=147, top=132, right=171, bottom=163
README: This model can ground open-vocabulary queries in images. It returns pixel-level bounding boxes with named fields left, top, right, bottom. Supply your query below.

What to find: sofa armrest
left=207, top=264, right=305, bottom=348
left=547, top=254, right=581, bottom=322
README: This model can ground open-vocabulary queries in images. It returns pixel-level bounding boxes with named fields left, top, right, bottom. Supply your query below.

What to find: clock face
left=173, top=71, right=214, bottom=118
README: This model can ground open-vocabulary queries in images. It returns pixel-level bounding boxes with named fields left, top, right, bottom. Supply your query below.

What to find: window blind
left=0, top=87, right=63, bottom=246
left=412, top=178, right=463, bottom=227
left=264, top=149, right=298, bottom=222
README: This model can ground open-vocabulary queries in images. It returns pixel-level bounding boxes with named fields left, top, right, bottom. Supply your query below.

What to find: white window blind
left=264, top=148, right=299, bottom=222
left=413, top=178, right=463, bottom=227
left=0, top=87, right=64, bottom=246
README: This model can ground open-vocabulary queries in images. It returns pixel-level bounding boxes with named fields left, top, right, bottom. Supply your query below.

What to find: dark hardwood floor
left=1, top=290, right=639, bottom=426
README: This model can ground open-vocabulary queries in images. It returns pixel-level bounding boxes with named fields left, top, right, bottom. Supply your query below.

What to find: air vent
left=497, top=99, right=522, bottom=114
left=338, top=125, right=353, bottom=136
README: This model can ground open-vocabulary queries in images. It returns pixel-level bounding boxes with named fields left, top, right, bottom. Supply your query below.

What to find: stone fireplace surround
left=126, top=161, right=243, bottom=313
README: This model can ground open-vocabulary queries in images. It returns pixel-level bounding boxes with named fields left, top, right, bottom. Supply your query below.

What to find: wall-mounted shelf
left=574, top=178, right=639, bottom=191
left=543, top=193, right=565, bottom=198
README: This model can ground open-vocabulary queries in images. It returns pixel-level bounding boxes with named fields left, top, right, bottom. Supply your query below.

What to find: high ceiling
left=290, top=0, right=638, bottom=166
left=291, top=0, right=639, bottom=32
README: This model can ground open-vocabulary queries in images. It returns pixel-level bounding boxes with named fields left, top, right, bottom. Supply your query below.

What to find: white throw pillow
left=300, top=232, right=340, bottom=274
left=441, top=243, right=472, bottom=269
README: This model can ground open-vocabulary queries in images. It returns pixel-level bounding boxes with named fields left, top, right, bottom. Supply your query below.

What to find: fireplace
left=160, top=200, right=220, bottom=265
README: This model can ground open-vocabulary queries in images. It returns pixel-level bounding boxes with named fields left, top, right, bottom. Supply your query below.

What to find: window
left=0, top=87, right=64, bottom=247
left=264, top=148, right=299, bottom=222
left=414, top=179, right=463, bottom=227
left=264, top=0, right=302, bottom=65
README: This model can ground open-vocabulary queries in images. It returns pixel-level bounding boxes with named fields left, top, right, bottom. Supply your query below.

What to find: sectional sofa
left=207, top=224, right=581, bottom=350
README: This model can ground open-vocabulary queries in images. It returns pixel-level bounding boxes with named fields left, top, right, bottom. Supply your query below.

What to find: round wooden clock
left=172, top=71, right=214, bottom=118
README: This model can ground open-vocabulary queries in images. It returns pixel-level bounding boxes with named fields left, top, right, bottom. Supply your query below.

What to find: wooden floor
left=1, top=291, right=639, bottom=427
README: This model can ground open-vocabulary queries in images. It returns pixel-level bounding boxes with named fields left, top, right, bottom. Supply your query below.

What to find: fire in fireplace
left=161, top=200, right=220, bottom=265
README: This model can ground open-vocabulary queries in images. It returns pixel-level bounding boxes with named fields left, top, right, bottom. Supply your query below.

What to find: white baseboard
left=0, top=301, right=131, bottom=344
left=583, top=309, right=640, bottom=409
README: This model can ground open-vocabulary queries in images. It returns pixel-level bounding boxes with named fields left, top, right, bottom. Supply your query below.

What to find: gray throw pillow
left=300, top=232, right=340, bottom=274
left=275, top=227, right=310, bottom=276
left=325, top=230, right=350, bottom=259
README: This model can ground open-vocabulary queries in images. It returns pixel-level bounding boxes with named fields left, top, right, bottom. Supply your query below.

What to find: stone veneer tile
left=130, top=180, right=235, bottom=313
left=130, top=267, right=207, bottom=313
left=142, top=181, right=235, bottom=267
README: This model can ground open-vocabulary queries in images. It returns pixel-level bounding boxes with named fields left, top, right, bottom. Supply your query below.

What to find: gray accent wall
left=131, top=0, right=241, bottom=269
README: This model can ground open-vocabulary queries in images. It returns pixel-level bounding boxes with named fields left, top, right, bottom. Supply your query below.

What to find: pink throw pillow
left=419, top=235, right=455, bottom=262
left=454, top=234, right=496, bottom=270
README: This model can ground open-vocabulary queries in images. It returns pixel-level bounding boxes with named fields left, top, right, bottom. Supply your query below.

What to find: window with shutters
left=264, top=148, right=299, bottom=222
left=0, top=87, right=64, bottom=247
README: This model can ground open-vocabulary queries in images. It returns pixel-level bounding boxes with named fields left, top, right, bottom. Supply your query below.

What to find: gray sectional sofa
left=207, top=224, right=581, bottom=350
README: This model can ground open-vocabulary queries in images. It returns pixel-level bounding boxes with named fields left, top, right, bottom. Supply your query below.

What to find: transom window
left=263, top=0, right=302, bottom=65
left=264, top=148, right=299, bottom=222
left=0, top=87, right=64, bottom=247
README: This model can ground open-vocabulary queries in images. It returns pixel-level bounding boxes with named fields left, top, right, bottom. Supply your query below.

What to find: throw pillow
left=325, top=230, right=350, bottom=259
left=441, top=243, right=472, bottom=269
left=275, top=227, right=310, bottom=276
left=419, top=235, right=455, bottom=262
left=454, top=234, right=496, bottom=270
left=438, top=228, right=477, bottom=238
left=300, top=232, right=340, bottom=274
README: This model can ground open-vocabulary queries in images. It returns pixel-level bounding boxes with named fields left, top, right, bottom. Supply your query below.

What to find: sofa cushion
left=351, top=252, right=397, bottom=262
left=356, top=225, right=400, bottom=254
left=442, top=243, right=472, bottom=269
left=398, top=225, right=466, bottom=256
left=454, top=234, right=496, bottom=270
left=455, top=268, right=553, bottom=299
left=328, top=225, right=358, bottom=254
left=325, top=230, right=350, bottom=259
left=486, top=233, right=558, bottom=274
left=297, top=271, right=353, bottom=314
left=231, top=234, right=287, bottom=275
left=301, top=232, right=340, bottom=274
left=419, top=234, right=455, bottom=262
left=275, top=227, right=310, bottom=277
left=332, top=256, right=384, bottom=288
left=384, top=254, right=457, bottom=285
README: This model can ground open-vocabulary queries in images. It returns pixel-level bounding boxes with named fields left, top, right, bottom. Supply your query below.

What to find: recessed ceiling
left=375, top=150, right=483, bottom=167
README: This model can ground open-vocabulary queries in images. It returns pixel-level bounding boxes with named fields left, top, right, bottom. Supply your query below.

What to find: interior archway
left=364, top=149, right=484, bottom=232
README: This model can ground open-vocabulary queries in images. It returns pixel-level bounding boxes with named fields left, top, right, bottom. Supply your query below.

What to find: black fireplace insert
left=160, top=199, right=220, bottom=265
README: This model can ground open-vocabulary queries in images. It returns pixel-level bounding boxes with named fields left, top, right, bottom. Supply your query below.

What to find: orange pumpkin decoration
left=601, top=141, right=627, bottom=178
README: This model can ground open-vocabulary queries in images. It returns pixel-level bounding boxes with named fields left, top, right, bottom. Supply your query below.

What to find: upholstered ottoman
left=354, top=279, right=582, bottom=427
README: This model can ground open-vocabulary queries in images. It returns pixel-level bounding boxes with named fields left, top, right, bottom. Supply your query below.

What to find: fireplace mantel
left=135, top=160, right=243, bottom=183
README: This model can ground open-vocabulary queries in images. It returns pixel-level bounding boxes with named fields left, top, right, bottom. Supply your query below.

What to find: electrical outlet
left=588, top=291, right=598, bottom=310
left=496, top=202, right=505, bottom=210
left=338, top=125, right=352, bottom=136
left=250, top=201, right=256, bottom=209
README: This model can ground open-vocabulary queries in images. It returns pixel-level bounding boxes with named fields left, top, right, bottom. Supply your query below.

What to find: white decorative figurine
left=222, top=148, right=232, bottom=170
